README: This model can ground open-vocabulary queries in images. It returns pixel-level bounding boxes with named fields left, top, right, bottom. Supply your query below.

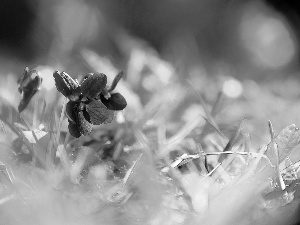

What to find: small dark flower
left=53, top=71, right=127, bottom=137
left=17, top=67, right=43, bottom=113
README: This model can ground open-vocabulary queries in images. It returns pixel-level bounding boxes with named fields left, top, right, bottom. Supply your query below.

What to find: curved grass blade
left=218, top=118, right=245, bottom=163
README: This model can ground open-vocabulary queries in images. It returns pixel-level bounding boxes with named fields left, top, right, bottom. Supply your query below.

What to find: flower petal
left=108, top=71, right=123, bottom=92
left=86, top=100, right=109, bottom=125
left=65, top=101, right=78, bottom=123
left=68, top=120, right=81, bottom=138
left=81, top=73, right=107, bottom=99
left=100, top=93, right=127, bottom=110
left=104, top=110, right=115, bottom=124
left=77, top=111, right=93, bottom=136
left=53, top=71, right=79, bottom=97
left=18, top=90, right=38, bottom=113
left=17, top=67, right=43, bottom=112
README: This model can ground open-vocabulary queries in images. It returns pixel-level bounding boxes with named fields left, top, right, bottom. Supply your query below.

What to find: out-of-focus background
left=1, top=0, right=300, bottom=80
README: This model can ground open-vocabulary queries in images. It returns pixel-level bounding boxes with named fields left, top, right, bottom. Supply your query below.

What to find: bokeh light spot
left=240, top=3, right=297, bottom=69
left=223, top=79, right=243, bottom=98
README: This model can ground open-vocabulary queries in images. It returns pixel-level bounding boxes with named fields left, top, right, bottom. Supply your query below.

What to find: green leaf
left=22, top=129, right=48, bottom=144
left=266, top=124, right=300, bottom=164
left=81, top=73, right=107, bottom=99
left=86, top=100, right=109, bottom=125
left=100, top=93, right=127, bottom=110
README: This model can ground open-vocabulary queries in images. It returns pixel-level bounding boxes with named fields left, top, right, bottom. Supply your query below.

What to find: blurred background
left=2, top=0, right=300, bottom=143
left=1, top=1, right=300, bottom=224
left=1, top=0, right=300, bottom=80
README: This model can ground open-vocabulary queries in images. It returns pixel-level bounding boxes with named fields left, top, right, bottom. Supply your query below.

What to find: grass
left=0, top=42, right=300, bottom=225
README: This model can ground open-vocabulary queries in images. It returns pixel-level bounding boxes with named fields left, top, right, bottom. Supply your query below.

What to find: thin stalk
left=56, top=97, right=67, bottom=145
